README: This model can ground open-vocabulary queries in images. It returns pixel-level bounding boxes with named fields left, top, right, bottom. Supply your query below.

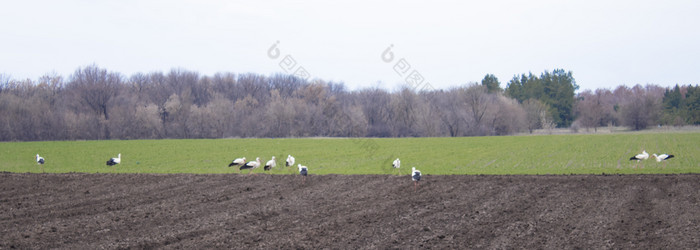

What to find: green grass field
left=1, top=132, right=698, bottom=175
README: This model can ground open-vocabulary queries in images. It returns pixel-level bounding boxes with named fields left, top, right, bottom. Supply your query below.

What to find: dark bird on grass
left=106, top=153, right=121, bottom=166
left=228, top=157, right=246, bottom=167
left=392, top=158, right=400, bottom=174
left=629, top=150, right=649, bottom=168
left=35, top=154, right=45, bottom=165
left=264, top=156, right=277, bottom=171
left=298, top=164, right=308, bottom=183
left=412, top=167, right=422, bottom=192
left=286, top=155, right=295, bottom=167
left=240, top=157, right=261, bottom=174
left=652, top=153, right=674, bottom=168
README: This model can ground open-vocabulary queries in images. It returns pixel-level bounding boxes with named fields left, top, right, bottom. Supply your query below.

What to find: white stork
left=392, top=158, right=400, bottom=175
left=298, top=164, right=308, bottom=183
left=629, top=150, right=649, bottom=168
left=411, top=167, right=422, bottom=192
left=36, top=154, right=45, bottom=165
left=652, top=153, right=674, bottom=168
left=228, top=157, right=246, bottom=167
left=286, top=155, right=296, bottom=174
left=286, top=155, right=295, bottom=167
left=36, top=154, right=45, bottom=173
left=240, top=157, right=261, bottom=175
left=106, top=153, right=121, bottom=166
left=264, top=156, right=277, bottom=171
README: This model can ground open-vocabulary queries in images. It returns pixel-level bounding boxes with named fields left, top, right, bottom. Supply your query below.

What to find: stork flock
left=629, top=150, right=675, bottom=168
left=228, top=154, right=308, bottom=182
left=30, top=148, right=673, bottom=189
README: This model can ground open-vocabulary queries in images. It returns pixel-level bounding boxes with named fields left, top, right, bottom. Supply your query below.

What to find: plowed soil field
left=2, top=173, right=699, bottom=249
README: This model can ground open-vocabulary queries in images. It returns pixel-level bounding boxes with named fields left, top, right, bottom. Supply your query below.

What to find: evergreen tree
left=504, top=69, right=578, bottom=127
left=686, top=85, right=700, bottom=125
left=481, top=74, right=502, bottom=93
left=505, top=75, right=524, bottom=102
left=663, top=85, right=682, bottom=110
left=662, top=84, right=685, bottom=125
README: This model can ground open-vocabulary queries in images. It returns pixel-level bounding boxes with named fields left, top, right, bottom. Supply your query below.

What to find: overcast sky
left=1, top=0, right=698, bottom=92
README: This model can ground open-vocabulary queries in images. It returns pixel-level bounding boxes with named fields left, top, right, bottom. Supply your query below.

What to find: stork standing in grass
left=298, top=164, right=308, bottom=183
left=229, top=157, right=246, bottom=167
left=106, top=153, right=121, bottom=171
left=411, top=167, right=421, bottom=192
left=629, top=150, right=649, bottom=168
left=286, top=155, right=295, bottom=173
left=392, top=158, right=400, bottom=175
left=652, top=153, right=674, bottom=168
left=240, top=157, right=261, bottom=175
left=286, top=155, right=295, bottom=166
left=35, top=154, right=45, bottom=172
left=264, top=156, right=277, bottom=171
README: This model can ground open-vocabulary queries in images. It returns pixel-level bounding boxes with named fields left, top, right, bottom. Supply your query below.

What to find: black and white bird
left=286, top=155, right=295, bottom=167
left=286, top=155, right=296, bottom=173
left=35, top=154, right=45, bottom=165
left=652, top=153, right=674, bottom=168
left=298, top=164, right=308, bottom=183
left=653, top=153, right=674, bottom=162
left=264, top=156, right=277, bottom=171
left=392, top=158, right=400, bottom=175
left=629, top=150, right=649, bottom=168
left=106, top=153, right=121, bottom=166
left=411, top=167, right=422, bottom=192
left=228, top=157, right=246, bottom=167
left=240, top=157, right=261, bottom=174
left=36, top=154, right=45, bottom=172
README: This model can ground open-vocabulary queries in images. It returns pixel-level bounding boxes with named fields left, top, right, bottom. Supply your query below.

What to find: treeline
left=505, top=69, right=578, bottom=127
left=0, top=65, right=697, bottom=141
left=574, top=84, right=700, bottom=131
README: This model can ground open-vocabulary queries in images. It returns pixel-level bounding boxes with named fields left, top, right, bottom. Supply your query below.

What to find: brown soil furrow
left=1, top=173, right=699, bottom=249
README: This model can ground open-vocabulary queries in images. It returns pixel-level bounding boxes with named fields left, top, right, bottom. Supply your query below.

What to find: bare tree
left=358, top=88, right=392, bottom=137
left=133, top=103, right=164, bottom=139
left=575, top=90, right=605, bottom=132
left=461, top=84, right=493, bottom=136
left=414, top=91, right=443, bottom=137
left=65, top=65, right=122, bottom=139
left=0, top=74, right=11, bottom=94
left=67, top=65, right=122, bottom=120
left=522, top=99, right=549, bottom=133
left=191, top=76, right=212, bottom=106
left=162, top=92, right=194, bottom=138
left=206, top=93, right=234, bottom=138
left=264, top=89, right=296, bottom=137
left=432, top=89, right=465, bottom=137
left=232, top=94, right=262, bottom=137
left=491, top=95, right=526, bottom=135
left=166, top=69, right=199, bottom=97
left=541, top=109, right=556, bottom=133
left=268, top=73, right=305, bottom=97
left=620, top=84, right=663, bottom=130
left=211, top=72, right=240, bottom=101
left=238, top=73, right=270, bottom=104
left=344, top=105, right=369, bottom=136
left=390, top=87, right=419, bottom=136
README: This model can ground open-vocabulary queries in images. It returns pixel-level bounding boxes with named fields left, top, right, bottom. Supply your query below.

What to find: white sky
left=1, top=0, right=698, bottom=92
